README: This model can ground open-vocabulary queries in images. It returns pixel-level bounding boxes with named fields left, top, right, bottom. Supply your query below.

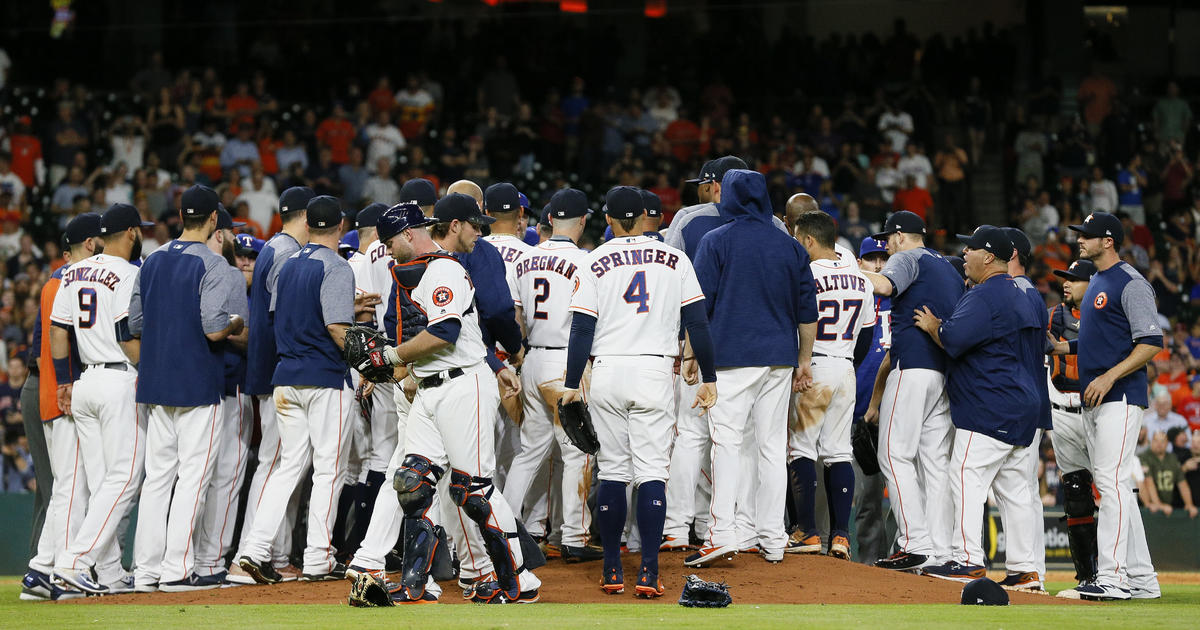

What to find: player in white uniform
left=562, top=186, right=717, bottom=598
left=368, top=193, right=538, bottom=604
left=50, top=205, right=146, bottom=595
left=786, top=211, right=875, bottom=560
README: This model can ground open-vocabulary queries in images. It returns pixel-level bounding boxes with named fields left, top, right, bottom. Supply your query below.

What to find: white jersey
left=810, top=255, right=876, bottom=360
left=569, top=235, right=703, bottom=357
left=482, top=233, right=532, bottom=300
left=513, top=237, right=590, bottom=348
left=49, top=254, right=139, bottom=365
left=409, top=257, right=487, bottom=378
left=348, top=240, right=395, bottom=331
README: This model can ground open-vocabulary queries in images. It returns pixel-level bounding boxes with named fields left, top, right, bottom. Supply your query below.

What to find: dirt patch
left=67, top=552, right=1087, bottom=606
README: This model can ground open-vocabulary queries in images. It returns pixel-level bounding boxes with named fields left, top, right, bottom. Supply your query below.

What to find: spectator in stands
left=1147, top=390, right=1191, bottom=439
left=1180, top=432, right=1200, bottom=504
left=338, top=146, right=369, bottom=207
left=1086, top=165, right=1118, bottom=214
left=219, top=123, right=260, bottom=178
left=50, top=166, right=87, bottom=218
left=1013, top=119, right=1047, bottom=187
left=237, top=164, right=278, bottom=230
left=1154, top=80, right=1192, bottom=149
left=1140, top=431, right=1198, bottom=517
left=892, top=174, right=933, bottom=222
left=364, top=110, right=405, bottom=170
left=130, top=50, right=171, bottom=100
left=147, top=86, right=185, bottom=167
left=362, top=157, right=398, bottom=205
left=1117, top=154, right=1148, bottom=224
left=1161, top=141, right=1192, bottom=211
left=1077, top=65, right=1117, bottom=136
left=395, top=75, right=435, bottom=139
left=897, top=142, right=933, bottom=189
left=877, top=100, right=913, bottom=153
left=46, top=102, right=89, bottom=188
left=316, top=102, right=355, bottom=165
left=874, top=153, right=902, bottom=204
left=275, top=128, right=308, bottom=174
left=0, top=153, right=25, bottom=211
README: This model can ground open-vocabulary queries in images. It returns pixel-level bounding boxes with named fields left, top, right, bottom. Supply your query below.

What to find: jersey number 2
left=816, top=298, right=862, bottom=341
left=78, top=288, right=97, bottom=329
left=623, top=271, right=650, bottom=314
left=532, top=278, right=550, bottom=320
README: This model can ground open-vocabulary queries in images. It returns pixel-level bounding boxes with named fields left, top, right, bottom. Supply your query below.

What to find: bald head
left=786, top=193, right=819, bottom=235
left=447, top=180, right=483, bottom=207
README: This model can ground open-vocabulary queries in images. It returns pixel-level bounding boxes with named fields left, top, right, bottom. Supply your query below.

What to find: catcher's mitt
left=557, top=399, right=600, bottom=454
left=852, top=420, right=881, bottom=476
left=347, top=572, right=394, bottom=607
left=344, top=325, right=395, bottom=384
left=678, top=574, right=732, bottom=608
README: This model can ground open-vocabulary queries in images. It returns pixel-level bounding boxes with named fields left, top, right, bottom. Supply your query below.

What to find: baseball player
left=685, top=170, right=815, bottom=568
left=510, top=188, right=604, bottom=561
left=194, top=207, right=253, bottom=582
left=20, top=215, right=101, bottom=601
left=1054, top=212, right=1161, bottom=600
left=237, top=195, right=357, bottom=583
left=860, top=210, right=963, bottom=571
left=786, top=211, right=875, bottom=560
left=562, top=185, right=717, bottom=597
left=660, top=160, right=714, bottom=246
left=50, top=204, right=148, bottom=595
left=912, top=226, right=1043, bottom=584
left=129, top=184, right=246, bottom=592
left=367, top=193, right=539, bottom=604
left=601, top=189, right=665, bottom=242
left=666, top=156, right=789, bottom=259
left=229, top=186, right=315, bottom=584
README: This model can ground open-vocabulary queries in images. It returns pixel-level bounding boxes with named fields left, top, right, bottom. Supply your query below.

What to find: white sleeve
left=568, top=269, right=598, bottom=317
left=859, top=278, right=877, bottom=328
left=113, top=272, right=136, bottom=321
left=49, top=280, right=73, bottom=325
left=678, top=255, right=705, bottom=307
left=420, top=261, right=474, bottom=325
left=505, top=262, right=521, bottom=305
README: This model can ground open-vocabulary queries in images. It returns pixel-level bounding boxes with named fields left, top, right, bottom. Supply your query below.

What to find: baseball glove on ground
left=557, top=399, right=600, bottom=454
left=347, top=572, right=394, bottom=607
left=852, top=421, right=881, bottom=476
left=344, top=326, right=395, bottom=384
left=678, top=574, right=732, bottom=608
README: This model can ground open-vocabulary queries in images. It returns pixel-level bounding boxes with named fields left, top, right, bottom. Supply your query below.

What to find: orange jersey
left=38, top=273, right=76, bottom=421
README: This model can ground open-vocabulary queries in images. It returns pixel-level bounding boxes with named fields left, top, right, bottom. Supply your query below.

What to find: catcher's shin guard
left=449, top=470, right=522, bottom=596
left=1062, top=469, right=1098, bottom=582
left=395, top=455, right=443, bottom=599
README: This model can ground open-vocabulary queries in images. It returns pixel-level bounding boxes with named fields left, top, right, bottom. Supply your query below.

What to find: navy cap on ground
left=377, top=203, right=438, bottom=242
left=400, top=178, right=438, bottom=207
left=686, top=160, right=715, bottom=184
left=484, top=182, right=521, bottom=213
left=640, top=189, right=662, bottom=217
left=65, top=212, right=103, bottom=245
left=100, top=203, right=154, bottom=235
left=1069, top=211, right=1124, bottom=247
left=235, top=233, right=264, bottom=256
left=279, top=186, right=315, bottom=214
left=1002, top=227, right=1032, bottom=260
left=356, top=202, right=388, bottom=229
left=958, top=225, right=1014, bottom=261
left=180, top=184, right=219, bottom=217
left=604, top=186, right=644, bottom=219
left=306, top=195, right=344, bottom=229
left=550, top=188, right=590, bottom=219
left=872, top=210, right=927, bottom=240
left=858, top=237, right=887, bottom=258
left=216, top=206, right=245, bottom=230
left=434, top=192, right=495, bottom=225
left=705, top=155, right=749, bottom=184
left=1053, top=258, right=1098, bottom=282
left=960, top=578, right=1008, bottom=606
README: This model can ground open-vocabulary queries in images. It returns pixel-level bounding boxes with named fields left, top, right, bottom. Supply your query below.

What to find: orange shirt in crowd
left=1077, top=74, right=1117, bottom=125
left=316, top=117, right=356, bottom=164
left=1157, top=371, right=1190, bottom=398
left=9, top=133, right=42, bottom=188
left=893, top=186, right=934, bottom=221
left=257, top=138, right=281, bottom=175
left=227, top=95, right=259, bottom=120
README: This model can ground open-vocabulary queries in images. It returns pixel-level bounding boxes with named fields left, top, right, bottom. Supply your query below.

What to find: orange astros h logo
left=1094, top=291, right=1108, bottom=310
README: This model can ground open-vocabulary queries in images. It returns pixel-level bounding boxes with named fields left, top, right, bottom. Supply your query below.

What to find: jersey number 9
left=623, top=271, right=650, bottom=314
left=78, top=288, right=98, bottom=329
left=816, top=298, right=862, bottom=341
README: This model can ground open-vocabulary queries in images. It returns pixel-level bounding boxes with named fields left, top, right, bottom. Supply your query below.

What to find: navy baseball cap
left=306, top=195, right=344, bottom=229
left=1054, top=259, right=1098, bottom=281
left=686, top=160, right=715, bottom=185
left=434, top=193, right=495, bottom=226
left=704, top=156, right=749, bottom=184
left=65, top=212, right=103, bottom=245
left=858, top=238, right=887, bottom=258
left=377, top=203, right=437, bottom=243
left=550, top=188, right=591, bottom=219
left=400, top=178, right=438, bottom=207
left=872, top=210, right=927, bottom=240
left=604, top=186, right=644, bottom=219
left=1069, top=211, right=1124, bottom=246
left=540, top=204, right=553, bottom=227
left=100, top=203, right=154, bottom=235
left=356, top=202, right=388, bottom=229
left=958, top=225, right=1014, bottom=261
left=216, top=206, right=246, bottom=231
left=1002, top=227, right=1032, bottom=261
left=180, top=184, right=219, bottom=217
left=960, top=578, right=1008, bottom=606
left=640, top=189, right=662, bottom=217
left=279, top=186, right=315, bottom=215
left=484, top=182, right=521, bottom=213
left=234, top=233, right=264, bottom=256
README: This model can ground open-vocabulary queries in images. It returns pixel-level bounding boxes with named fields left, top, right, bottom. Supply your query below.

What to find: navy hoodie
left=692, top=169, right=819, bottom=368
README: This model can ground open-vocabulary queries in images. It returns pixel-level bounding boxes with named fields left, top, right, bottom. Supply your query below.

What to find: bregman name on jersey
left=516, top=254, right=578, bottom=280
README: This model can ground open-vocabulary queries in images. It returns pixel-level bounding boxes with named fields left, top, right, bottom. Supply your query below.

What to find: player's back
left=809, top=256, right=875, bottom=360
left=514, top=237, right=589, bottom=348
left=572, top=235, right=702, bottom=357
left=349, top=239, right=395, bottom=331
left=483, top=233, right=532, bottom=301
left=50, top=253, right=138, bottom=366
left=881, top=247, right=963, bottom=372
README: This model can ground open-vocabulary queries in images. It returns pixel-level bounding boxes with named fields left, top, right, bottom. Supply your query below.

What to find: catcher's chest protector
left=391, top=252, right=459, bottom=343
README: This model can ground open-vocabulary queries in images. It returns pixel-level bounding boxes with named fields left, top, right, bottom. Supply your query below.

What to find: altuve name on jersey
left=60, top=264, right=122, bottom=290
left=814, top=273, right=867, bottom=295
left=517, top=254, right=578, bottom=280
left=589, top=248, right=680, bottom=278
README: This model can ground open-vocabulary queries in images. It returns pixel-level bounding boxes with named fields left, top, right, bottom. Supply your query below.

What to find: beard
left=130, top=235, right=143, bottom=261
left=222, top=235, right=236, bottom=266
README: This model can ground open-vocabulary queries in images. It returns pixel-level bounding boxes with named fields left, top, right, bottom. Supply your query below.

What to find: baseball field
left=3, top=553, right=1198, bottom=629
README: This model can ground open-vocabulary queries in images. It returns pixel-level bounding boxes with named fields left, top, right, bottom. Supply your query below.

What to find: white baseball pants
left=194, top=391, right=253, bottom=576
left=1002, top=427, right=1046, bottom=577
left=133, top=403, right=222, bottom=585
left=949, top=429, right=1038, bottom=572
left=664, top=377, right=712, bottom=543
left=788, top=357, right=856, bottom=463
left=1086, top=400, right=1154, bottom=587
left=236, top=394, right=295, bottom=568
left=504, top=349, right=562, bottom=521
left=29, top=417, right=89, bottom=575
left=349, top=384, right=414, bottom=571
left=590, top=355, right=676, bottom=486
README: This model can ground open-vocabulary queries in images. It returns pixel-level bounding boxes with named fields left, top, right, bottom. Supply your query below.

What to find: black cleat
left=561, top=544, right=605, bottom=564
left=238, top=556, right=283, bottom=584
left=873, top=552, right=928, bottom=571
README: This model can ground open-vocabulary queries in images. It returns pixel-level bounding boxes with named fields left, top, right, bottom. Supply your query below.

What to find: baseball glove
left=347, top=572, right=394, bottom=607
left=557, top=399, right=600, bottom=455
left=852, top=421, right=881, bottom=476
left=344, top=326, right=395, bottom=384
left=678, top=574, right=732, bottom=608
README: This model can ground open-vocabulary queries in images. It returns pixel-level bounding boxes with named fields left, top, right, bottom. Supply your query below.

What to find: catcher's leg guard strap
left=1061, top=469, right=1098, bottom=581
left=450, top=470, right=522, bottom=593
left=395, top=455, right=442, bottom=514
left=395, top=455, right=443, bottom=599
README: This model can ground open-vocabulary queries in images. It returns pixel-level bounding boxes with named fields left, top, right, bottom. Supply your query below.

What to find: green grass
left=2, top=580, right=1198, bottom=629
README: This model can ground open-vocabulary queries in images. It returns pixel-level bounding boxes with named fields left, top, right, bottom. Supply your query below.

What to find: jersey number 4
left=77, top=288, right=98, bottom=329
left=816, top=298, right=862, bottom=341
left=623, top=271, right=650, bottom=313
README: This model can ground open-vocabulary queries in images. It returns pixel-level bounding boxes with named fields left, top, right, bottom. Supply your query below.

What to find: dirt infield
left=69, top=553, right=1085, bottom=606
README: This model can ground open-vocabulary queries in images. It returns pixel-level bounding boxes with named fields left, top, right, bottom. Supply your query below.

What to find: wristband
left=52, top=356, right=72, bottom=386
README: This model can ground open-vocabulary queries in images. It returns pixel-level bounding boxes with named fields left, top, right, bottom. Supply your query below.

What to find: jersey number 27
left=816, top=298, right=862, bottom=341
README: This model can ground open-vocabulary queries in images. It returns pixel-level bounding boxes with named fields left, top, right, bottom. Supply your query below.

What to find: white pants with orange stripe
left=133, top=403, right=223, bottom=585
left=235, top=394, right=296, bottom=569
left=194, top=391, right=253, bottom=576
left=1086, top=400, right=1156, bottom=588
left=60, top=366, right=143, bottom=584
left=240, top=385, right=352, bottom=575
left=876, top=367, right=954, bottom=560
left=1002, top=427, right=1046, bottom=578
left=664, top=377, right=712, bottom=544
left=29, top=416, right=89, bottom=575
left=948, top=428, right=1038, bottom=571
